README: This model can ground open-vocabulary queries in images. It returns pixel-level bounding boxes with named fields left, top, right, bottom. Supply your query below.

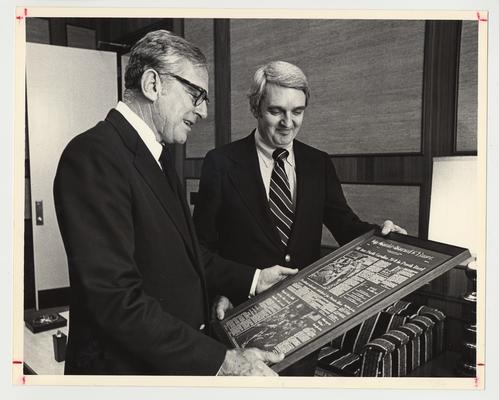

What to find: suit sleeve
left=322, top=154, right=378, bottom=245
left=54, top=135, right=226, bottom=375
left=194, top=150, right=256, bottom=305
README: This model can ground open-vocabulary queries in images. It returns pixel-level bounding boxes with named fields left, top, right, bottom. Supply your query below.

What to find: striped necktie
left=269, top=148, right=294, bottom=247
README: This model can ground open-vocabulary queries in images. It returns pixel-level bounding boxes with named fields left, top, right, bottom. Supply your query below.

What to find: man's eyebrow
left=266, top=105, right=306, bottom=110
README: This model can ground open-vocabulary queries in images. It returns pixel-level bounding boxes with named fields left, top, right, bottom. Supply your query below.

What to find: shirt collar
left=115, top=101, right=163, bottom=163
left=254, top=128, right=295, bottom=168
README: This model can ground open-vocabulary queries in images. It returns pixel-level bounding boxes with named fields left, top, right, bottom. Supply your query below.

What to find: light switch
left=35, top=201, right=44, bottom=225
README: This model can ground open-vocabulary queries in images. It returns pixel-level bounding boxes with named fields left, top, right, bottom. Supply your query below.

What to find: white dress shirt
left=115, top=101, right=164, bottom=169
left=254, top=128, right=297, bottom=206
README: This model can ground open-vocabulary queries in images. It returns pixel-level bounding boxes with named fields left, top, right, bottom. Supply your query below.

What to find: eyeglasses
left=159, top=72, right=210, bottom=107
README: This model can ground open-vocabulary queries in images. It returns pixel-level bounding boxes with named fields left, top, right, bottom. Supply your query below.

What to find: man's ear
left=141, top=69, right=162, bottom=102
left=251, top=105, right=260, bottom=119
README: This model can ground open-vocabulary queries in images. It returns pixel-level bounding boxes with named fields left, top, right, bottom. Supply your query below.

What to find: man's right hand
left=256, top=265, right=299, bottom=294
left=218, top=348, right=284, bottom=376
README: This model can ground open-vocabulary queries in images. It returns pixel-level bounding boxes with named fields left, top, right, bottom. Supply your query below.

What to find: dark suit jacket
left=53, top=110, right=255, bottom=375
left=193, top=132, right=376, bottom=277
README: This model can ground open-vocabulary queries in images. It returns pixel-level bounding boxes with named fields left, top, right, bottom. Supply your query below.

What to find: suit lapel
left=134, top=151, right=194, bottom=250
left=173, top=171, right=207, bottom=281
left=106, top=110, right=198, bottom=266
left=228, top=133, right=284, bottom=250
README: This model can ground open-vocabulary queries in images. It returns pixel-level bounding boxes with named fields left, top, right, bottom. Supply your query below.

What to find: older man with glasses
left=54, top=30, right=296, bottom=376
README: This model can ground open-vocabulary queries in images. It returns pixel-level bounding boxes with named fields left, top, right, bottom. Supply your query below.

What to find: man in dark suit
left=193, top=60, right=407, bottom=375
left=53, top=31, right=295, bottom=376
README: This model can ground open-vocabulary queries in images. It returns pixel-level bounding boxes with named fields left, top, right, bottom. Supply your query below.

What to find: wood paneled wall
left=26, top=18, right=50, bottom=44
left=66, top=25, right=96, bottom=49
left=456, top=21, right=478, bottom=152
left=184, top=19, right=216, bottom=158
left=322, top=184, right=420, bottom=248
left=230, top=20, right=425, bottom=154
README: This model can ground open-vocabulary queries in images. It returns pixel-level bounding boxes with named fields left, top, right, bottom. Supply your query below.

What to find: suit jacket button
left=285, top=254, right=291, bottom=263
left=199, top=323, right=205, bottom=331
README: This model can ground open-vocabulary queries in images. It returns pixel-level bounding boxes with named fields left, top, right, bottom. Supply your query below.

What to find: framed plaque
left=212, top=230, right=471, bottom=372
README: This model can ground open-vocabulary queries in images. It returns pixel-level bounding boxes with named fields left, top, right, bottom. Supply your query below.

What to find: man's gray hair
left=124, top=29, right=207, bottom=92
left=248, top=61, right=310, bottom=116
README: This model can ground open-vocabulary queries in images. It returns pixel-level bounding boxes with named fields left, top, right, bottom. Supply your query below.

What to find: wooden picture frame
left=212, top=230, right=471, bottom=372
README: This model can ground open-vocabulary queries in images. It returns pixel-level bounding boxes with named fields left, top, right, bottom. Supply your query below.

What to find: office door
left=26, top=43, right=117, bottom=308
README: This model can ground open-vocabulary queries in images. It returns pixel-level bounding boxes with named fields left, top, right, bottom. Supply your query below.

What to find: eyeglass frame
left=156, top=71, right=210, bottom=107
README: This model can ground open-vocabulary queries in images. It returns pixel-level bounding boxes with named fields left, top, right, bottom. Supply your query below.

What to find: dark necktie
left=269, top=148, right=294, bottom=247
left=159, top=145, right=178, bottom=194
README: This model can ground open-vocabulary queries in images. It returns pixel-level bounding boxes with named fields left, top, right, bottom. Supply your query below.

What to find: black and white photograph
left=5, top=3, right=496, bottom=397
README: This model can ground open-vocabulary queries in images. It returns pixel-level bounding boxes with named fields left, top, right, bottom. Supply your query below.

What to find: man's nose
left=195, top=100, right=208, bottom=119
left=280, top=113, right=292, bottom=128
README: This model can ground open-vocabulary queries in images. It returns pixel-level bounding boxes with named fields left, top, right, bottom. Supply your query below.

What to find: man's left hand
left=381, top=220, right=407, bottom=235
left=212, top=296, right=233, bottom=320
left=256, top=265, right=299, bottom=294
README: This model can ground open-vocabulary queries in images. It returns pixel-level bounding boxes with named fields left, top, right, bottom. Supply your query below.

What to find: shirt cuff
left=249, top=269, right=261, bottom=298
